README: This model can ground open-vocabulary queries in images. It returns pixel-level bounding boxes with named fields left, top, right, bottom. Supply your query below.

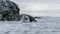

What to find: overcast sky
left=11, top=0, right=60, bottom=17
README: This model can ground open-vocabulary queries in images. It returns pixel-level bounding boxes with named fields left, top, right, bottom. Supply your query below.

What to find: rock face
left=0, top=0, right=20, bottom=21
left=0, top=0, right=37, bottom=22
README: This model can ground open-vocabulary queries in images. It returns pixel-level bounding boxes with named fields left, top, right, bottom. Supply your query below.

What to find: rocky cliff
left=0, top=0, right=37, bottom=22
left=0, top=0, right=20, bottom=21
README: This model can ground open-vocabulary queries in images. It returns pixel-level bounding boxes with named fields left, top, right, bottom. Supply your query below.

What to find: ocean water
left=0, top=17, right=60, bottom=34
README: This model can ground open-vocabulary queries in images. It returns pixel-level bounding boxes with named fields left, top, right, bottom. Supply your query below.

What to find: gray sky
left=11, top=0, right=60, bottom=17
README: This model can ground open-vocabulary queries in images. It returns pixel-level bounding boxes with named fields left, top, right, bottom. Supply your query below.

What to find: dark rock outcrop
left=0, top=0, right=37, bottom=22
left=0, top=0, right=20, bottom=21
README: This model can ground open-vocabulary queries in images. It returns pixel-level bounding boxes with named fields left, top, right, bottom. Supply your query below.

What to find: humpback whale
left=20, top=14, right=37, bottom=22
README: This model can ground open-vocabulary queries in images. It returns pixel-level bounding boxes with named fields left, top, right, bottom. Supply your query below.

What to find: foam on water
left=0, top=17, right=60, bottom=34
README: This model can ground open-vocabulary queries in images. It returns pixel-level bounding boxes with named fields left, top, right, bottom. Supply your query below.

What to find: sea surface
left=0, top=17, right=60, bottom=34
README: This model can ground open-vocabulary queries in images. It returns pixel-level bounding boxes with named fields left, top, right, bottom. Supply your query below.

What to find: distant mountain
left=34, top=17, right=42, bottom=19
left=33, top=16, right=52, bottom=19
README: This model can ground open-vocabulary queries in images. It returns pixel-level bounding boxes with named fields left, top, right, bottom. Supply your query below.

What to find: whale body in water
left=19, top=14, right=37, bottom=22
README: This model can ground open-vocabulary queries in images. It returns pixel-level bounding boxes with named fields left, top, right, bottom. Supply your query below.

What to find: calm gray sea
left=0, top=17, right=60, bottom=34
